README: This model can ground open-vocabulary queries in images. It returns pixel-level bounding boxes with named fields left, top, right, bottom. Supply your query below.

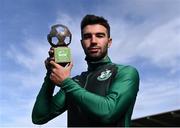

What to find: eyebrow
left=96, top=32, right=106, bottom=36
left=83, top=32, right=106, bottom=37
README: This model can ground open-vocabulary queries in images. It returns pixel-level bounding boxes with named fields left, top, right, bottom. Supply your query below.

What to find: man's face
left=81, top=24, right=112, bottom=61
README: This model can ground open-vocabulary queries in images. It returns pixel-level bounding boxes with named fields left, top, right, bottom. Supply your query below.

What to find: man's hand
left=44, top=47, right=54, bottom=70
left=49, top=61, right=73, bottom=85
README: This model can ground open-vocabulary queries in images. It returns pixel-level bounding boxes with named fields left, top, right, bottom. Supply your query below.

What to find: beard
left=85, top=45, right=108, bottom=61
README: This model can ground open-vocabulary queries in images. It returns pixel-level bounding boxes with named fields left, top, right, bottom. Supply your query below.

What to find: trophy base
left=58, top=62, right=70, bottom=67
left=54, top=47, right=71, bottom=66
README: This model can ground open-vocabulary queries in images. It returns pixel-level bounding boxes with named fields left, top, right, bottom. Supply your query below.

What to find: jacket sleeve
left=32, top=73, right=66, bottom=124
left=60, top=66, right=139, bottom=124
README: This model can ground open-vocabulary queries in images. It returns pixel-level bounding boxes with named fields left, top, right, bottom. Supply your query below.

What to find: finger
left=44, top=57, right=48, bottom=65
left=50, top=73, right=55, bottom=81
left=69, top=61, right=73, bottom=70
left=65, top=63, right=70, bottom=68
left=50, top=72, right=55, bottom=77
left=45, top=57, right=54, bottom=65
left=48, top=50, right=54, bottom=57
left=66, top=61, right=73, bottom=70
left=50, top=73, right=53, bottom=80
left=50, top=60, right=60, bottom=68
left=48, top=47, right=54, bottom=57
left=45, top=57, right=51, bottom=69
left=50, top=47, right=54, bottom=50
left=49, top=57, right=55, bottom=61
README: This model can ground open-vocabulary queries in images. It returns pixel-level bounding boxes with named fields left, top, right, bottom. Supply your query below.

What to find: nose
left=91, top=35, right=97, bottom=44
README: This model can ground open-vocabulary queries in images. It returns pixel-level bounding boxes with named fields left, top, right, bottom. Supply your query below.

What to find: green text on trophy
left=54, top=47, right=71, bottom=63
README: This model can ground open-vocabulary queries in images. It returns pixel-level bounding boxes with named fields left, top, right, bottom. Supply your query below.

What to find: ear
left=108, top=38, right=112, bottom=48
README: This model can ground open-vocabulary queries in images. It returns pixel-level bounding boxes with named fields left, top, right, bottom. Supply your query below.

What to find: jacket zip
left=84, top=72, right=93, bottom=89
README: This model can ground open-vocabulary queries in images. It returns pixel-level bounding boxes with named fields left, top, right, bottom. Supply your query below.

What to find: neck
left=86, top=55, right=112, bottom=71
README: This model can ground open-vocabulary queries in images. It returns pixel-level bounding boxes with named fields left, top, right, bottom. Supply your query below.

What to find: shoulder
left=111, top=64, right=140, bottom=92
left=112, top=63, right=139, bottom=81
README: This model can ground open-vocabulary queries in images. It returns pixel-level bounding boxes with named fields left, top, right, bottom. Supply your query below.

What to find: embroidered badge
left=97, top=69, right=112, bottom=81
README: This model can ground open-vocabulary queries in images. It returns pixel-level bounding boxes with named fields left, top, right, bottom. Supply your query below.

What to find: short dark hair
left=81, top=14, right=110, bottom=38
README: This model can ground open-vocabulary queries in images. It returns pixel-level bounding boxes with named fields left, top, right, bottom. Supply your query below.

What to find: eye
left=96, top=33, right=105, bottom=38
left=83, top=33, right=92, bottom=40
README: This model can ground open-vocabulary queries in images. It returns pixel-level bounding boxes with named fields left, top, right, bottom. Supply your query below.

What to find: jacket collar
left=86, top=55, right=112, bottom=71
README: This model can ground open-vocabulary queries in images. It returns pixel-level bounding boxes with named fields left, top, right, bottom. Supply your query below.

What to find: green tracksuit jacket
left=32, top=56, right=139, bottom=127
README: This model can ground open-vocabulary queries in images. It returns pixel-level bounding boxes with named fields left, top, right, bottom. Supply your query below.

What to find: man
left=32, top=14, right=139, bottom=127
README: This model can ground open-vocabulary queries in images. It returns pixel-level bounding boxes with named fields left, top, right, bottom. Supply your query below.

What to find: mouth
left=88, top=47, right=100, bottom=53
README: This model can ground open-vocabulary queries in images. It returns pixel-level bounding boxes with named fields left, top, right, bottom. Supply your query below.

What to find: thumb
left=65, top=61, right=73, bottom=70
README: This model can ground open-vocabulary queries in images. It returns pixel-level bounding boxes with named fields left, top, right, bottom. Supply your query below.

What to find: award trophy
left=47, top=24, right=72, bottom=66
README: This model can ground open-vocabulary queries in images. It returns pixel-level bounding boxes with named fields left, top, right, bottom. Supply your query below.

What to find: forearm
left=32, top=74, right=66, bottom=124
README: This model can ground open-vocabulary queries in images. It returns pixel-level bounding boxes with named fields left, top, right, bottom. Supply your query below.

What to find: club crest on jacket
left=97, top=69, right=112, bottom=81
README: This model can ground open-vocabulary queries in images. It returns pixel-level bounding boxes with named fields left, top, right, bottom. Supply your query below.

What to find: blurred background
left=0, top=0, right=180, bottom=127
